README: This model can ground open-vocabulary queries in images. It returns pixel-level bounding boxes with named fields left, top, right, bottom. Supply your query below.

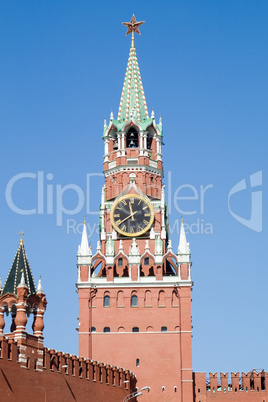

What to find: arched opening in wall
left=161, top=326, right=167, bottom=332
left=34, top=358, right=38, bottom=370
left=117, top=326, right=125, bottom=332
left=174, top=386, right=177, bottom=393
left=2, top=302, right=16, bottom=333
left=174, top=326, right=180, bottom=331
left=172, top=290, right=179, bottom=307
left=103, top=327, right=110, bottom=333
left=112, top=134, right=118, bottom=150
left=146, top=326, right=153, bottom=332
left=91, top=327, right=96, bottom=333
left=132, top=327, right=139, bottom=332
left=163, top=256, right=178, bottom=276
left=115, top=256, right=129, bottom=277
left=144, top=290, right=152, bottom=307
left=131, top=294, right=138, bottom=307
left=91, top=257, right=106, bottom=278
left=140, top=256, right=154, bottom=277
left=126, top=127, right=139, bottom=148
left=117, top=290, right=124, bottom=307
left=103, top=294, right=110, bottom=307
left=158, top=290, right=165, bottom=307
left=147, top=135, right=152, bottom=150
left=136, top=358, right=140, bottom=367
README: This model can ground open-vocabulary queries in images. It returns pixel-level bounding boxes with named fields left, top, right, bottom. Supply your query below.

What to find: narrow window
left=198, top=389, right=200, bottom=393
left=162, top=386, right=165, bottom=392
left=131, top=294, right=138, bottom=307
left=161, top=326, right=167, bottom=332
left=136, top=358, right=140, bottom=367
left=174, top=386, right=177, bottom=392
left=104, top=327, right=110, bottom=333
left=118, top=258, right=123, bottom=267
left=104, top=295, right=110, bottom=307
left=144, top=257, right=149, bottom=265
left=91, top=326, right=96, bottom=332
left=132, top=327, right=139, bottom=333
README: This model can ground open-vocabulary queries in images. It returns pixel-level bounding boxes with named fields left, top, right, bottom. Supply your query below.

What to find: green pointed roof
left=118, top=36, right=149, bottom=123
left=2, top=239, right=37, bottom=296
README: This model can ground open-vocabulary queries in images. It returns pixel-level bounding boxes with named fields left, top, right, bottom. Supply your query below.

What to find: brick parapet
left=0, top=335, right=136, bottom=401
left=193, top=370, right=268, bottom=401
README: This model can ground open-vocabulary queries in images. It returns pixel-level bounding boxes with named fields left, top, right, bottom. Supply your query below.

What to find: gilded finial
left=19, top=231, right=24, bottom=244
left=122, top=14, right=145, bottom=48
left=84, top=216, right=86, bottom=225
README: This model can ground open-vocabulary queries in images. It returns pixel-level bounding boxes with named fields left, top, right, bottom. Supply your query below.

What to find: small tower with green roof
left=0, top=236, right=47, bottom=370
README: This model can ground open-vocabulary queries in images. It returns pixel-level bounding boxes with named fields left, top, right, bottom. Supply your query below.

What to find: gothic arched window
left=131, top=294, right=138, bottom=307
left=104, top=295, right=110, bottom=307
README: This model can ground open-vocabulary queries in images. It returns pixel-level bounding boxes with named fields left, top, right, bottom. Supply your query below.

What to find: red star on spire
left=122, top=14, right=145, bottom=36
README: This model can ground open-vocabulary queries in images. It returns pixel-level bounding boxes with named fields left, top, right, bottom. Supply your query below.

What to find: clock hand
left=129, top=202, right=135, bottom=220
left=119, top=210, right=138, bottom=225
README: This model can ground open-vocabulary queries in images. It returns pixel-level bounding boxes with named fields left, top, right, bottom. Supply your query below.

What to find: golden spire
left=19, top=231, right=24, bottom=244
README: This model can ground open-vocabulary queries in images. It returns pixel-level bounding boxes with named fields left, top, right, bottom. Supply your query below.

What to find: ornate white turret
left=77, top=221, right=92, bottom=266
left=177, top=219, right=190, bottom=263
left=119, top=240, right=124, bottom=252
left=129, top=238, right=140, bottom=265
left=106, top=236, right=114, bottom=257
left=151, top=109, right=155, bottom=119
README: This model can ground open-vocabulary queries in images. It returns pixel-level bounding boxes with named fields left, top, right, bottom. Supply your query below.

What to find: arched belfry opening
left=126, top=127, right=139, bottom=148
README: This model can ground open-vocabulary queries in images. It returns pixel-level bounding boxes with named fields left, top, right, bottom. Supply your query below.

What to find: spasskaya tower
left=77, top=15, right=193, bottom=401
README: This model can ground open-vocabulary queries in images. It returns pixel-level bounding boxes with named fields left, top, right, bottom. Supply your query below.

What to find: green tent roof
left=2, top=239, right=36, bottom=296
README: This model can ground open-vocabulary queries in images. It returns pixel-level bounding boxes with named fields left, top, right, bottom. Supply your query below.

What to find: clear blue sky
left=0, top=0, right=267, bottom=373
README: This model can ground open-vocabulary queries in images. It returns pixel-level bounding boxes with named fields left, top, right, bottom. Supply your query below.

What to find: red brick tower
left=0, top=237, right=47, bottom=370
left=77, top=15, right=193, bottom=401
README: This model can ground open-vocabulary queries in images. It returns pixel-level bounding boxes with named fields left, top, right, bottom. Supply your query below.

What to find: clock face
left=110, top=194, right=154, bottom=237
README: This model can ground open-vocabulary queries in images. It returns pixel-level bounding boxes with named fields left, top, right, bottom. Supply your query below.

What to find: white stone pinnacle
left=80, top=222, right=90, bottom=255
left=178, top=220, right=190, bottom=254
left=18, top=271, right=26, bottom=287
left=37, top=277, right=43, bottom=293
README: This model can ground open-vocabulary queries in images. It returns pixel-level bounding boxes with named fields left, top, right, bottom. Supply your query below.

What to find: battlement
left=194, top=371, right=268, bottom=401
left=0, top=335, right=136, bottom=401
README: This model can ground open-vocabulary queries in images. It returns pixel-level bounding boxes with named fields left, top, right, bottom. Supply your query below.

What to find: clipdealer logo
left=4, top=170, right=263, bottom=235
